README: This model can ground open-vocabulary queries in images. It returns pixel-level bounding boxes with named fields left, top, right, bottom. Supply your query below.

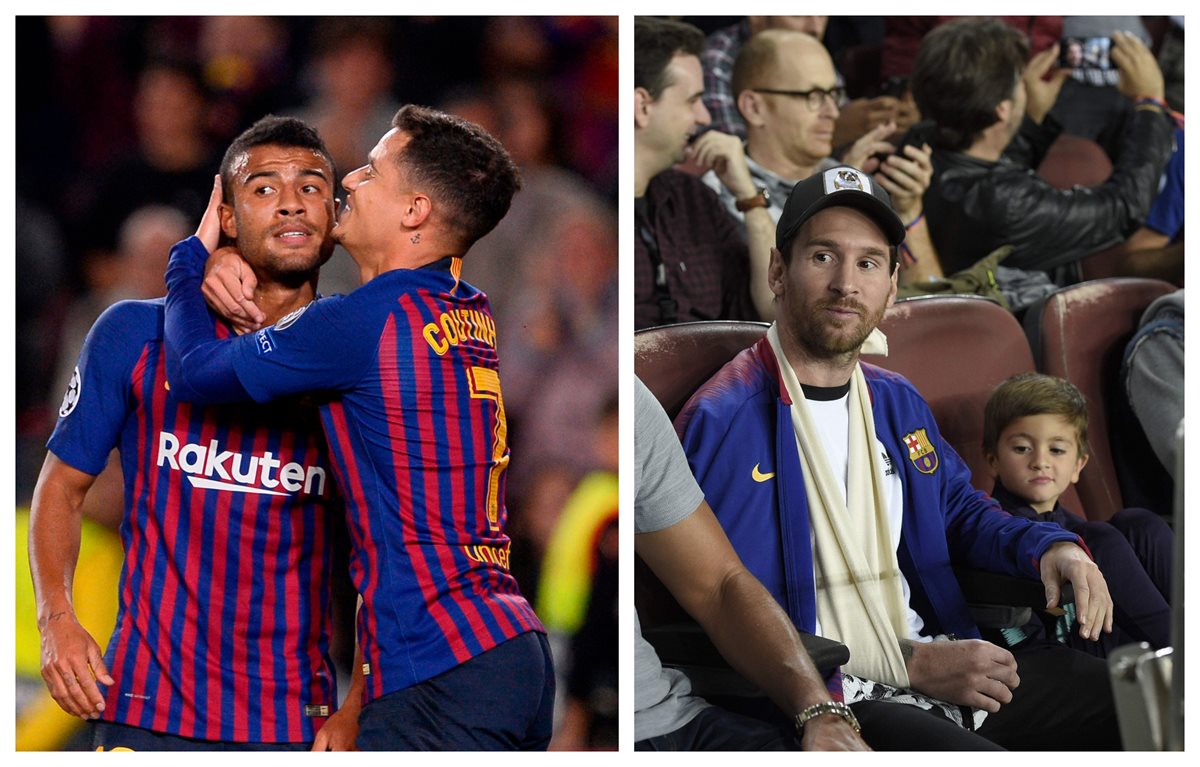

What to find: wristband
left=794, top=700, right=861, bottom=734
left=904, top=211, right=925, bottom=231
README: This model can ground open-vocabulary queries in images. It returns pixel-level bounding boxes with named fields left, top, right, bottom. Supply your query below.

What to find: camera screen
left=1060, top=36, right=1114, bottom=71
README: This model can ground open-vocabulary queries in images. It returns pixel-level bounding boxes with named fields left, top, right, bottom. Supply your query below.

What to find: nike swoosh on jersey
left=752, top=463, right=776, bottom=482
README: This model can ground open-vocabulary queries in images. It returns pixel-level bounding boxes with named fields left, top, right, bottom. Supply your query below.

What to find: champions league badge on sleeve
left=902, top=428, right=939, bottom=474
left=59, top=366, right=81, bottom=418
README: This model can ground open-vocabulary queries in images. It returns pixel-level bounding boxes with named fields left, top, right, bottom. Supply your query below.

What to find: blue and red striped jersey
left=164, top=237, right=545, bottom=703
left=48, top=298, right=340, bottom=743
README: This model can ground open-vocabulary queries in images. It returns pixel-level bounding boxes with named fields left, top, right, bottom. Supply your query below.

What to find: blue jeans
left=356, top=631, right=555, bottom=750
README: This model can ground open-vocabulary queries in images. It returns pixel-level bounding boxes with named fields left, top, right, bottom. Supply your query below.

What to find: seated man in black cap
left=674, top=164, right=1122, bottom=750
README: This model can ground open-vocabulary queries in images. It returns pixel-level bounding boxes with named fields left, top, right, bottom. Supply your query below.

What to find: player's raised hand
left=196, top=175, right=224, bottom=254
left=40, top=611, right=114, bottom=719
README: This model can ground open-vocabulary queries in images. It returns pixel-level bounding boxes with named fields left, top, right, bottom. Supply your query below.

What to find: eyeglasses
left=752, top=86, right=846, bottom=112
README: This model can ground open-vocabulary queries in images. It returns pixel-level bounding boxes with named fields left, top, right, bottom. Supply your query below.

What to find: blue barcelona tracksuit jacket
left=676, top=337, right=1082, bottom=640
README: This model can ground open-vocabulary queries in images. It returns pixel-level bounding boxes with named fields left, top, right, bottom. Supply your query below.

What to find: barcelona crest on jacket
left=902, top=428, right=939, bottom=474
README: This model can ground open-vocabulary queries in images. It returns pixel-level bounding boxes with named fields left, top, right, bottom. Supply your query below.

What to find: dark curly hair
left=389, top=104, right=522, bottom=251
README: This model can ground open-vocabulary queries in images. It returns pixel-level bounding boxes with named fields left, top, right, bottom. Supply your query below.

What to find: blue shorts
left=91, top=721, right=311, bottom=751
left=356, top=631, right=555, bottom=750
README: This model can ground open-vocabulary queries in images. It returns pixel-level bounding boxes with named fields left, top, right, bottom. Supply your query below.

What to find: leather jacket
left=920, top=109, right=1175, bottom=275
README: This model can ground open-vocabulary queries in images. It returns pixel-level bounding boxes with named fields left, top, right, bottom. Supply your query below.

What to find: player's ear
left=402, top=192, right=432, bottom=229
left=219, top=201, right=238, bottom=239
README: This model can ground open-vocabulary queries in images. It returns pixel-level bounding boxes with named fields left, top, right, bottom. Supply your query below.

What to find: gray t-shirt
left=634, top=377, right=711, bottom=741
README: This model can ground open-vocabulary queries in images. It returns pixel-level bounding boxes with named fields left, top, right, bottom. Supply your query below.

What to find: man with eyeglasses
left=703, top=30, right=943, bottom=298
left=700, top=16, right=914, bottom=150
left=634, top=16, right=773, bottom=329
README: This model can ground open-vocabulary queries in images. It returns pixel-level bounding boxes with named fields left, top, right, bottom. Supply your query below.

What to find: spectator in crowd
left=983, top=373, right=1174, bottom=656
left=633, top=17, right=768, bottom=329
left=635, top=378, right=870, bottom=752
left=678, top=165, right=1121, bottom=749
left=909, top=18, right=1175, bottom=277
left=70, top=58, right=219, bottom=267
left=293, top=18, right=400, bottom=181
left=53, top=205, right=191, bottom=402
left=701, top=16, right=915, bottom=149
left=291, top=17, right=402, bottom=296
left=702, top=29, right=941, bottom=298
left=1123, top=290, right=1184, bottom=483
left=545, top=395, right=619, bottom=750
left=882, top=17, right=1062, bottom=83
left=1117, top=128, right=1183, bottom=284
left=197, top=16, right=296, bottom=141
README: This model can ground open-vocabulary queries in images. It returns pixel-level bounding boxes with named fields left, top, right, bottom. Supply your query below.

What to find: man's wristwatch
left=735, top=186, right=770, bottom=212
left=794, top=700, right=861, bottom=735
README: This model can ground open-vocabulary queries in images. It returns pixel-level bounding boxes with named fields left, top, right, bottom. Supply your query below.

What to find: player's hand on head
left=196, top=175, right=224, bottom=254
left=202, top=246, right=265, bottom=332
left=40, top=613, right=113, bottom=719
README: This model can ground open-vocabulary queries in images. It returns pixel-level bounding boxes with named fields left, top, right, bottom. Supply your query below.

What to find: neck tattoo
left=410, top=233, right=421, bottom=244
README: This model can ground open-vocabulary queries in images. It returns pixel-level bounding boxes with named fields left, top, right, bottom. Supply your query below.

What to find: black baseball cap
left=775, top=166, right=906, bottom=253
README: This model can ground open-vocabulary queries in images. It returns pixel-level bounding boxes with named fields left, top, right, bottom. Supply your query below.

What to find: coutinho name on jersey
left=422, top=308, right=497, bottom=356
left=156, top=432, right=328, bottom=497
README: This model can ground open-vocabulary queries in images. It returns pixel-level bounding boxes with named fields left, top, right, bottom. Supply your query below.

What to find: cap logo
left=824, top=167, right=871, bottom=194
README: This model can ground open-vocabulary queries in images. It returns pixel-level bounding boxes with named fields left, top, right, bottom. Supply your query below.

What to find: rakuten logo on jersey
left=157, top=432, right=328, bottom=497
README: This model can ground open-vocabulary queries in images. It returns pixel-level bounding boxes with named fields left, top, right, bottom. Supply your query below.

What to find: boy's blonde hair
left=983, top=373, right=1090, bottom=458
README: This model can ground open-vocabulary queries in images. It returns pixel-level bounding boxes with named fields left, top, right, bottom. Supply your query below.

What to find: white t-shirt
left=802, top=389, right=929, bottom=642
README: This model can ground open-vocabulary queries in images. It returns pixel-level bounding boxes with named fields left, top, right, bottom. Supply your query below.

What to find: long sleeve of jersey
left=164, top=236, right=254, bottom=404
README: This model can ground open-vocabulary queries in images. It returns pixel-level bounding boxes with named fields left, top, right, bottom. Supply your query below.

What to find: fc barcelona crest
left=902, top=428, right=939, bottom=474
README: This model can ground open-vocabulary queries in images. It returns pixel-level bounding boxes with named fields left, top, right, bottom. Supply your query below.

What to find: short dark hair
left=390, top=104, right=521, bottom=250
left=219, top=115, right=336, bottom=201
left=910, top=18, right=1028, bottom=151
left=634, top=17, right=705, bottom=99
left=983, top=372, right=1091, bottom=458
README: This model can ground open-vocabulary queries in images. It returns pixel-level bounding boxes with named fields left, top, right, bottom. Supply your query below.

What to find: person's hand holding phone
left=1111, top=31, right=1165, bottom=102
left=1023, top=43, right=1070, bottom=125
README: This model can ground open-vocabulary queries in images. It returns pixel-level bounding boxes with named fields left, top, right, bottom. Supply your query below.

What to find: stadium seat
left=865, top=294, right=1078, bottom=507
left=635, top=320, right=769, bottom=420
left=1037, top=134, right=1113, bottom=190
left=1023, top=278, right=1176, bottom=521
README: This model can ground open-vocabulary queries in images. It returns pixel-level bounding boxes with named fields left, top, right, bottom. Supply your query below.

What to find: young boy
left=983, top=373, right=1173, bottom=656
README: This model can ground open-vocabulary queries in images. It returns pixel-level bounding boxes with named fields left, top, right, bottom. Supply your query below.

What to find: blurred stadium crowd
left=14, top=15, right=617, bottom=750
